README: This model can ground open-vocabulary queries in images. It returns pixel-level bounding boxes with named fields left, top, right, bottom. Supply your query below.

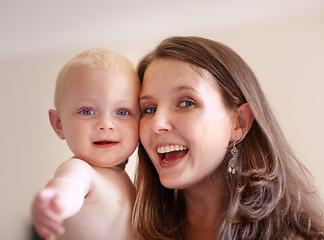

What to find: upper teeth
left=157, top=145, right=188, bottom=153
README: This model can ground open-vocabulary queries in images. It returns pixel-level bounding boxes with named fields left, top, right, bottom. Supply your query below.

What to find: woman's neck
left=183, top=174, right=227, bottom=240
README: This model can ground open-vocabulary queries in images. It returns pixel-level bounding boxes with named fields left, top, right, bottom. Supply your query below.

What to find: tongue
left=165, top=150, right=188, bottom=161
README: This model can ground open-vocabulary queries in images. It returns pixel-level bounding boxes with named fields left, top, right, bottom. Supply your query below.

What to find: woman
left=133, top=36, right=324, bottom=239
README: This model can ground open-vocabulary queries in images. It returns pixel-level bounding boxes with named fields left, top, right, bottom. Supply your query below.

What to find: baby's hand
left=32, top=188, right=65, bottom=239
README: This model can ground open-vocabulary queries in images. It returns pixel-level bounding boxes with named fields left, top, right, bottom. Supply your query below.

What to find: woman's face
left=139, top=59, right=237, bottom=190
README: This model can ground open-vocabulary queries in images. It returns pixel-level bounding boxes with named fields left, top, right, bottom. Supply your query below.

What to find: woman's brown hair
left=133, top=36, right=324, bottom=239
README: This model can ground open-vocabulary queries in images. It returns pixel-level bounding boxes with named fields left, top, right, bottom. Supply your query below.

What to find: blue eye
left=144, top=107, right=157, bottom=114
left=179, top=100, right=194, bottom=107
left=81, top=108, right=94, bottom=115
left=116, top=109, right=130, bottom=116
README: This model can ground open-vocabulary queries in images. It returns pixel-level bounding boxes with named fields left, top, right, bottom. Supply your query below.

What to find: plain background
left=0, top=0, right=323, bottom=239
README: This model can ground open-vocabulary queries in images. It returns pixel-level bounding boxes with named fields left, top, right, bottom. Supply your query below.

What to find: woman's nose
left=151, top=108, right=172, bottom=133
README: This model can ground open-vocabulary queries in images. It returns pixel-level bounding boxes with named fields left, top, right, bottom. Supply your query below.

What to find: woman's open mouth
left=157, top=145, right=188, bottom=162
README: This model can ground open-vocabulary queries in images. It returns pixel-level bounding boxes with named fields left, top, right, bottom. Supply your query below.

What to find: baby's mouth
left=157, top=145, right=188, bottom=162
left=94, top=141, right=117, bottom=145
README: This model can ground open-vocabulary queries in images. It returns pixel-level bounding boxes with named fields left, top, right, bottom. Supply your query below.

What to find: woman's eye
left=143, top=106, right=157, bottom=114
left=80, top=108, right=94, bottom=115
left=116, top=109, right=130, bottom=116
left=179, top=100, right=194, bottom=107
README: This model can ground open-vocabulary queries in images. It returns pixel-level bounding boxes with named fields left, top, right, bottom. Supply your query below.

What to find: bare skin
left=33, top=159, right=135, bottom=240
left=184, top=173, right=226, bottom=240
left=32, top=57, right=140, bottom=240
left=293, top=235, right=305, bottom=240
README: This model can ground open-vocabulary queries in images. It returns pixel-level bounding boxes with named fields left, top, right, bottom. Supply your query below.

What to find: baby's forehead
left=54, top=50, right=137, bottom=109
left=56, top=64, right=139, bottom=106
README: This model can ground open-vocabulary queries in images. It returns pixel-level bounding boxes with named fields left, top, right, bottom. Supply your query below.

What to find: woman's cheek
left=139, top=119, right=148, bottom=141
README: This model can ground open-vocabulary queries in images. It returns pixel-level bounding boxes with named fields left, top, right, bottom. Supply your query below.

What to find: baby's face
left=57, top=65, right=140, bottom=167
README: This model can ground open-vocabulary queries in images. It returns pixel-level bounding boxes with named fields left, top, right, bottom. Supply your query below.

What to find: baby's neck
left=111, top=160, right=128, bottom=171
left=71, top=156, right=128, bottom=171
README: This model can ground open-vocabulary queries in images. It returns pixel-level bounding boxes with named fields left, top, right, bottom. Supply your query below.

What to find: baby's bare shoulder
left=89, top=167, right=135, bottom=202
left=67, top=169, right=134, bottom=239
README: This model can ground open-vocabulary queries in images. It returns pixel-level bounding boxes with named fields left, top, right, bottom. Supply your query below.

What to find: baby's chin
left=89, top=159, right=128, bottom=171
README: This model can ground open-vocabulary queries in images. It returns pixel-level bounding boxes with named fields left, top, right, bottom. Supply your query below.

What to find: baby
left=32, top=49, right=140, bottom=240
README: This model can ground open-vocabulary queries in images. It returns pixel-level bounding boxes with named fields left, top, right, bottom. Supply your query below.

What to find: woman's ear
left=49, top=109, right=65, bottom=140
left=232, top=103, right=254, bottom=141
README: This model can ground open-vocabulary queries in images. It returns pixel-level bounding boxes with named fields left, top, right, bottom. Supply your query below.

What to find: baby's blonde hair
left=54, top=49, right=135, bottom=109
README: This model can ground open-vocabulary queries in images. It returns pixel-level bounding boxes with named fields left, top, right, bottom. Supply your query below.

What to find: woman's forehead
left=141, top=59, right=218, bottom=91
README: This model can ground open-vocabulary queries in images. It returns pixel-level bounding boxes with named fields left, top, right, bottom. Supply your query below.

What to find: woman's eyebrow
left=173, top=86, right=196, bottom=93
left=139, top=95, right=152, bottom=102
left=139, top=86, right=197, bottom=102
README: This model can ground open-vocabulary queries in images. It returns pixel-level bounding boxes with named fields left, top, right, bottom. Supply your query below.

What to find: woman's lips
left=157, top=144, right=188, bottom=163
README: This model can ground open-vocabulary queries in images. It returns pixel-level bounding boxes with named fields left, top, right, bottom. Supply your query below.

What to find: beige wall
left=1, top=1, right=323, bottom=239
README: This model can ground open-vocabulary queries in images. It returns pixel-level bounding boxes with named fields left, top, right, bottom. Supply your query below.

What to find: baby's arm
left=32, top=158, right=94, bottom=239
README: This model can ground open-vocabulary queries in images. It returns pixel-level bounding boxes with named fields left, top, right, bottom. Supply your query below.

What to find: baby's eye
left=179, top=100, right=194, bottom=107
left=80, top=108, right=94, bottom=115
left=116, top=109, right=130, bottom=116
left=143, top=106, right=157, bottom=114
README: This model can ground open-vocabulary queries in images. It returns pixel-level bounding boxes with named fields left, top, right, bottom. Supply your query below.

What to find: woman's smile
left=139, top=58, right=236, bottom=189
left=157, top=144, right=188, bottom=162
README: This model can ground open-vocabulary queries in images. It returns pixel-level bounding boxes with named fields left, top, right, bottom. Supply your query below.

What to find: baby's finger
left=34, top=225, right=55, bottom=239
left=34, top=216, right=64, bottom=238
left=51, top=194, right=64, bottom=214
left=44, top=219, right=65, bottom=236
left=38, top=188, right=57, bottom=202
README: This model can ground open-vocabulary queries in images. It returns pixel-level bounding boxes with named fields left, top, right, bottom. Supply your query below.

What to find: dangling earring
left=228, top=139, right=238, bottom=174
